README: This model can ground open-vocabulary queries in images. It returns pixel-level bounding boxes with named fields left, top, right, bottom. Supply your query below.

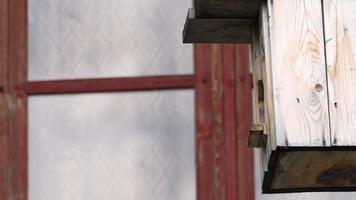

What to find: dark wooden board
left=195, top=0, right=262, bottom=18
left=263, top=147, right=356, bottom=193
left=183, top=9, right=255, bottom=43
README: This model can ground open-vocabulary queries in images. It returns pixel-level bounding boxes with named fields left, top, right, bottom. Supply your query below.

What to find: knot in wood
left=315, top=84, right=323, bottom=92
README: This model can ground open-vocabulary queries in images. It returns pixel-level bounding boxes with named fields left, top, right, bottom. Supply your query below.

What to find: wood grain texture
left=211, top=44, right=226, bottom=199
left=260, top=5, right=277, bottom=150
left=195, top=44, right=214, bottom=200
left=195, top=44, right=255, bottom=200
left=324, top=0, right=356, bottom=146
left=269, top=0, right=330, bottom=146
left=235, top=44, right=255, bottom=200
left=251, top=18, right=270, bottom=184
left=0, top=0, right=8, bottom=198
left=223, top=44, right=237, bottom=200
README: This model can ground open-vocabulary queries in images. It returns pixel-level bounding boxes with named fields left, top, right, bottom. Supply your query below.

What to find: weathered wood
left=210, top=44, right=227, bottom=199
left=195, top=44, right=255, bottom=199
left=324, top=0, right=356, bottom=146
left=0, top=0, right=8, bottom=198
left=260, top=4, right=277, bottom=151
left=249, top=124, right=266, bottom=148
left=235, top=44, right=255, bottom=200
left=251, top=11, right=269, bottom=185
left=222, top=44, right=237, bottom=200
left=254, top=0, right=356, bottom=194
left=8, top=0, right=28, bottom=199
left=269, top=0, right=330, bottom=146
left=194, top=0, right=262, bottom=18
left=195, top=44, right=214, bottom=200
left=183, top=8, right=255, bottom=43
left=25, top=75, right=195, bottom=95
left=263, top=148, right=356, bottom=193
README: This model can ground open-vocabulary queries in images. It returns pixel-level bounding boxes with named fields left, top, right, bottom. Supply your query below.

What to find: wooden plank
left=25, top=75, right=195, bottom=95
left=194, top=0, right=262, bottom=18
left=269, top=0, right=330, bottom=146
left=249, top=124, right=266, bottom=148
left=260, top=5, right=277, bottom=150
left=0, top=0, right=8, bottom=198
left=323, top=0, right=356, bottom=146
left=0, top=0, right=7, bottom=89
left=195, top=44, right=255, bottom=199
left=263, top=147, right=356, bottom=193
left=222, top=44, right=237, bottom=200
left=8, top=0, right=27, bottom=199
left=210, top=44, right=226, bottom=199
left=251, top=16, right=269, bottom=184
left=235, top=44, right=255, bottom=200
left=195, top=44, right=214, bottom=200
left=183, top=8, right=254, bottom=43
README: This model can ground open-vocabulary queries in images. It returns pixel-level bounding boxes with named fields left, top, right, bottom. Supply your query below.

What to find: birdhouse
left=184, top=0, right=356, bottom=194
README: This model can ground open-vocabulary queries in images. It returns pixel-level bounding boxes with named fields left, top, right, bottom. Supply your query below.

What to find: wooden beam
left=210, top=44, right=226, bottom=199
left=183, top=9, right=255, bottom=43
left=24, top=75, right=195, bottom=95
left=235, top=44, right=255, bottom=200
left=194, top=0, right=262, bottom=18
left=8, top=0, right=28, bottom=199
left=222, top=44, right=237, bottom=200
left=195, top=44, right=214, bottom=200
left=0, top=0, right=8, bottom=198
left=249, top=124, right=265, bottom=148
left=263, top=147, right=356, bottom=193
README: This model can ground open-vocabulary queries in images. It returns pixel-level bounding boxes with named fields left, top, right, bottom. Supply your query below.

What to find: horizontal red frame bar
left=24, top=75, right=195, bottom=95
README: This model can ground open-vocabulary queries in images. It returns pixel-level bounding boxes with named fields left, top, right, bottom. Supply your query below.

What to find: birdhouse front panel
left=252, top=0, right=356, bottom=193
left=269, top=0, right=330, bottom=147
left=324, top=0, right=356, bottom=146
left=258, top=0, right=356, bottom=148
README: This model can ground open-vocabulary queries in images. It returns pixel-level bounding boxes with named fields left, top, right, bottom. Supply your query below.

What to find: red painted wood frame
left=0, top=0, right=255, bottom=199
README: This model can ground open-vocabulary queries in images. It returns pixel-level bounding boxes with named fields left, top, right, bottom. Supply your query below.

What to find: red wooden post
left=235, top=44, right=254, bottom=200
left=223, top=44, right=238, bottom=200
left=8, top=0, right=28, bottom=199
left=195, top=44, right=255, bottom=200
left=195, top=44, right=214, bottom=200
left=0, top=0, right=9, bottom=199
left=211, top=44, right=227, bottom=199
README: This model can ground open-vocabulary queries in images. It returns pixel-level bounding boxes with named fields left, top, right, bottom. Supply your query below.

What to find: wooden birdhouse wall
left=254, top=0, right=356, bottom=149
left=253, top=0, right=356, bottom=193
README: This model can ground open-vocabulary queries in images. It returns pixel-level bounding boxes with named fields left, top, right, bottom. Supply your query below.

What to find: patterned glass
left=29, top=90, right=196, bottom=200
left=28, top=0, right=193, bottom=80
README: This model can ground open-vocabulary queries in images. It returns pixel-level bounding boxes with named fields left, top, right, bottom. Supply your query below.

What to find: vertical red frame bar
left=211, top=44, right=227, bottom=199
left=195, top=43, right=254, bottom=200
left=8, top=0, right=28, bottom=199
left=235, top=44, right=254, bottom=200
left=0, top=0, right=9, bottom=199
left=223, top=44, right=238, bottom=200
left=195, top=44, right=214, bottom=200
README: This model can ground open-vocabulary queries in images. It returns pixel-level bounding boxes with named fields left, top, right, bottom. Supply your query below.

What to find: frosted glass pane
left=29, top=90, right=196, bottom=200
left=28, top=0, right=193, bottom=80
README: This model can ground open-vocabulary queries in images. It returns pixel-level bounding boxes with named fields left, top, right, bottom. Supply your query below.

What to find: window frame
left=1, top=0, right=255, bottom=200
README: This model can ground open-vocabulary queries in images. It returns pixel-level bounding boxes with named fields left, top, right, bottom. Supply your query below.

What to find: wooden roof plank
left=195, top=0, right=262, bottom=18
left=183, top=9, right=255, bottom=43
